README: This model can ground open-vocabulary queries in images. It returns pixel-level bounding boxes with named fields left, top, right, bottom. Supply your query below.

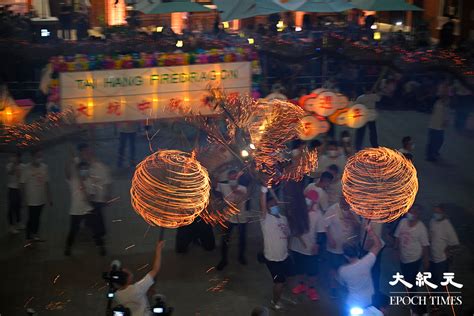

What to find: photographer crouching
left=105, top=240, right=169, bottom=316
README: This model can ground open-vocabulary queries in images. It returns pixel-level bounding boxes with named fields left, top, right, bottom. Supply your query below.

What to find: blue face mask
left=269, top=205, right=280, bottom=216
left=433, top=213, right=444, bottom=220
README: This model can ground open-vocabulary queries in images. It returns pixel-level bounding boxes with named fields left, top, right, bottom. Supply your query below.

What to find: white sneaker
left=9, top=227, right=19, bottom=234
left=270, top=300, right=285, bottom=311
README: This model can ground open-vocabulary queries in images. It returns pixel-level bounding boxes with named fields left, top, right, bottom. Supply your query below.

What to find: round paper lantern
left=345, top=103, right=368, bottom=128
left=130, top=150, right=211, bottom=228
left=313, top=91, right=338, bottom=117
left=298, top=116, right=329, bottom=140
left=298, top=93, right=318, bottom=112
left=334, top=93, right=349, bottom=109
left=329, top=107, right=349, bottom=125
left=342, top=147, right=418, bottom=223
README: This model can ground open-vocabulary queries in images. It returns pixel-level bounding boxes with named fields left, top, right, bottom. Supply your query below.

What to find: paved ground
left=0, top=109, right=473, bottom=316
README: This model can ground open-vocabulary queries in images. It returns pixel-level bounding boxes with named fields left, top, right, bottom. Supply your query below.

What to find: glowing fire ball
left=342, top=147, right=418, bottom=223
left=130, top=150, right=211, bottom=228
left=345, top=103, right=369, bottom=128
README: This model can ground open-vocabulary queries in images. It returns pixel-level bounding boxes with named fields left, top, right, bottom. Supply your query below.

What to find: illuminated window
left=107, top=0, right=126, bottom=26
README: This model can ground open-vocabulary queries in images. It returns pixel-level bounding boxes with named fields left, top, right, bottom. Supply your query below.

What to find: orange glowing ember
left=130, top=150, right=211, bottom=228
left=342, top=147, right=418, bottom=223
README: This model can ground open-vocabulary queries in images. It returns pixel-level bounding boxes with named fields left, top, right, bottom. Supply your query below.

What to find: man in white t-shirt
left=215, top=170, right=249, bottom=270
left=326, top=164, right=343, bottom=206
left=21, top=148, right=52, bottom=242
left=6, top=152, right=24, bottom=234
left=325, top=196, right=360, bottom=298
left=77, top=143, right=112, bottom=247
left=64, top=157, right=106, bottom=256
left=259, top=187, right=292, bottom=311
left=394, top=205, right=429, bottom=315
left=303, top=171, right=333, bottom=215
left=429, top=204, right=460, bottom=285
left=355, top=88, right=381, bottom=150
left=113, top=240, right=165, bottom=316
left=426, top=90, right=450, bottom=161
left=338, top=225, right=383, bottom=311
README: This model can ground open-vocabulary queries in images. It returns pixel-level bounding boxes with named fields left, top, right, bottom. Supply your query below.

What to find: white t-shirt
left=261, top=214, right=289, bottom=262
left=217, top=182, right=248, bottom=224
left=6, top=162, right=25, bottom=189
left=325, top=203, right=359, bottom=255
left=429, top=99, right=449, bottom=130
left=429, top=218, right=459, bottom=263
left=67, top=173, right=93, bottom=216
left=327, top=180, right=342, bottom=206
left=316, top=154, right=347, bottom=177
left=356, top=93, right=381, bottom=122
left=304, top=184, right=329, bottom=213
left=394, top=219, right=430, bottom=263
left=290, top=209, right=325, bottom=255
left=20, top=163, right=49, bottom=206
left=338, top=252, right=376, bottom=308
left=115, top=274, right=154, bottom=316
left=89, top=161, right=112, bottom=203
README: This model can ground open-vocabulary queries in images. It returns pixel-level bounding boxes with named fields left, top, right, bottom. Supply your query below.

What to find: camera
left=151, top=294, right=173, bottom=315
left=104, top=260, right=131, bottom=316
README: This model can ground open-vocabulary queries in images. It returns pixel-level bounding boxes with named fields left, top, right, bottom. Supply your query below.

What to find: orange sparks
left=206, top=267, right=215, bottom=273
left=342, top=147, right=418, bottom=223
left=125, top=244, right=136, bottom=251
left=24, top=296, right=34, bottom=308
left=130, top=150, right=211, bottom=228
left=137, top=264, right=149, bottom=271
left=53, top=274, right=60, bottom=284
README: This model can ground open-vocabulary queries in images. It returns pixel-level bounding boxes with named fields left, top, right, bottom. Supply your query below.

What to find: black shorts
left=265, top=257, right=293, bottom=284
left=291, top=251, right=318, bottom=276
left=327, top=252, right=347, bottom=270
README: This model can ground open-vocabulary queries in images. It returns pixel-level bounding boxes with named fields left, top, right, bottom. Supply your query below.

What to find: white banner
left=60, top=62, right=251, bottom=123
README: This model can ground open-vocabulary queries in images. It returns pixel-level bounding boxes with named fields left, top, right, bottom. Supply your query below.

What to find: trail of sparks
left=52, top=274, right=60, bottom=284
left=24, top=296, right=34, bottom=308
left=125, top=244, right=136, bottom=251
left=137, top=264, right=149, bottom=271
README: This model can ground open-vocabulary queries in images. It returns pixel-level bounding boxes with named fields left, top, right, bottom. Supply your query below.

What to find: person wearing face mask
left=21, top=148, right=52, bottom=242
left=215, top=170, right=249, bottom=270
left=339, top=130, right=354, bottom=157
left=394, top=205, right=429, bottom=316
left=398, top=136, right=415, bottom=161
left=315, top=141, right=346, bottom=179
left=64, top=156, right=106, bottom=256
left=259, top=187, right=292, bottom=311
left=429, top=204, right=459, bottom=286
left=324, top=196, right=360, bottom=299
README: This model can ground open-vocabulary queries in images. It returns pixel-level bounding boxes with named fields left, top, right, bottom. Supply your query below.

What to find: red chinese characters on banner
left=227, top=92, right=240, bottom=103
left=76, top=103, right=91, bottom=117
left=107, top=101, right=122, bottom=116
left=137, top=100, right=152, bottom=112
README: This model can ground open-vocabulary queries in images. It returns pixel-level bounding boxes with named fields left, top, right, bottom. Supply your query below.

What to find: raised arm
left=148, top=240, right=165, bottom=280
